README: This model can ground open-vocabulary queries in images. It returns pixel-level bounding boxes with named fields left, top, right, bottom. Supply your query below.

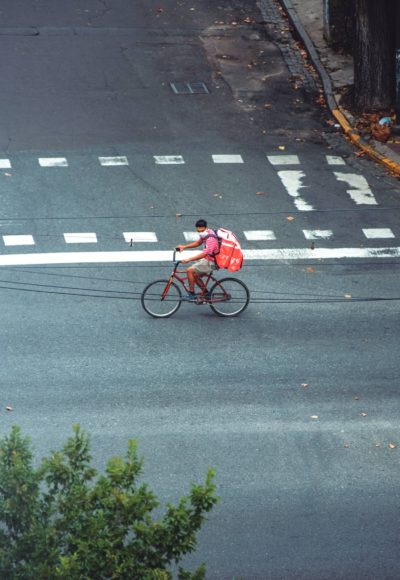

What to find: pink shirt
left=199, top=228, right=219, bottom=262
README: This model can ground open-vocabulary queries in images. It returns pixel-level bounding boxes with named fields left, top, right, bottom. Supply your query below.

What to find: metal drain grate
left=170, top=81, right=210, bottom=95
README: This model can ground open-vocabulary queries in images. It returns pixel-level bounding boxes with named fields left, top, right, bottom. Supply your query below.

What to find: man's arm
left=176, top=240, right=201, bottom=252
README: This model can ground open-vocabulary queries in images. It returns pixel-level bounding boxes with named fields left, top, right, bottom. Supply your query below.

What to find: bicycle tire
left=209, top=277, right=250, bottom=317
left=141, top=279, right=182, bottom=318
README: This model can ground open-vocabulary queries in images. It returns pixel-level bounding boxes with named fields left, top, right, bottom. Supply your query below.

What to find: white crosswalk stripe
left=154, top=155, right=185, bottom=165
left=98, top=156, right=129, bottom=166
left=38, top=158, right=68, bottom=167
left=362, top=228, right=395, bottom=239
left=3, top=235, right=35, bottom=246
left=64, top=233, right=98, bottom=244
left=244, top=230, right=276, bottom=241
left=267, top=155, right=300, bottom=165
left=326, top=155, right=346, bottom=165
left=123, top=232, right=158, bottom=242
left=212, top=154, right=244, bottom=164
left=303, top=230, right=333, bottom=240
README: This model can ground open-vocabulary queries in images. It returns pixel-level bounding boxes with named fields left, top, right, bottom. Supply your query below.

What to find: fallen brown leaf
left=286, top=216, right=295, bottom=221
left=306, top=266, right=315, bottom=273
left=388, top=443, right=397, bottom=449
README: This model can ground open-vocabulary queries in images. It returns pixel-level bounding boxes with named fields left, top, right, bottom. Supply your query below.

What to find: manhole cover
left=170, top=81, right=210, bottom=95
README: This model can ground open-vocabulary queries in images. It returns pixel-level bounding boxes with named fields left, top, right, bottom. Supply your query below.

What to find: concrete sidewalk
left=278, top=0, right=400, bottom=177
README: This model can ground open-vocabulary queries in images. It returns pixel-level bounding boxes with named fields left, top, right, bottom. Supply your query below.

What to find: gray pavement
left=0, top=1, right=399, bottom=579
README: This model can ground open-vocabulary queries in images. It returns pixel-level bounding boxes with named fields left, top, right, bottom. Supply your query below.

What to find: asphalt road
left=0, top=1, right=399, bottom=579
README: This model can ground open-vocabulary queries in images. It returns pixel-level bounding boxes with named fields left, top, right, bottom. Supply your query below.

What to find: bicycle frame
left=161, top=251, right=228, bottom=303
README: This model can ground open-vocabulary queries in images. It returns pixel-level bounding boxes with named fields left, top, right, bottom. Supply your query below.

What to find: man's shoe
left=181, top=291, right=197, bottom=302
left=202, top=291, right=212, bottom=302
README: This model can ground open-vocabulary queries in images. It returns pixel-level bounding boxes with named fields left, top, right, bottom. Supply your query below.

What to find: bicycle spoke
left=141, top=280, right=182, bottom=318
left=209, top=278, right=250, bottom=316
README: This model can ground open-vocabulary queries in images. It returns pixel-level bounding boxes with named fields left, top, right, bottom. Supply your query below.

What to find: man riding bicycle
left=176, top=218, right=219, bottom=301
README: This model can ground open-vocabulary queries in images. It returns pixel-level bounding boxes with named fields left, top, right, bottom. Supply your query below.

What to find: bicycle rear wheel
left=141, top=279, right=182, bottom=318
left=209, top=277, right=250, bottom=317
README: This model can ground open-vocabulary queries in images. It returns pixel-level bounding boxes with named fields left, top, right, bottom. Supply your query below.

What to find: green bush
left=0, top=425, right=218, bottom=579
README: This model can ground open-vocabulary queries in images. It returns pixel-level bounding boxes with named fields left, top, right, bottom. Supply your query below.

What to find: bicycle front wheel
left=209, top=277, right=250, bottom=317
left=141, top=279, right=182, bottom=318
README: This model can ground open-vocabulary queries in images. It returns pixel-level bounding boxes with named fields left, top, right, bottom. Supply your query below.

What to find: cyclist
left=176, top=218, right=219, bottom=301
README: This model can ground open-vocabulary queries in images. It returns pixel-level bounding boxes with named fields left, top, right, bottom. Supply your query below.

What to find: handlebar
left=173, top=249, right=181, bottom=265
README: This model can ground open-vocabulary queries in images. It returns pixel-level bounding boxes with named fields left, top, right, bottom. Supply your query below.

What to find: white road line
left=0, top=159, right=11, bottom=169
left=98, top=156, right=129, bottom=166
left=277, top=170, right=314, bottom=211
left=123, top=232, right=158, bottom=242
left=183, top=231, right=199, bottom=242
left=267, top=155, right=300, bottom=165
left=64, top=233, right=98, bottom=244
left=303, top=229, right=333, bottom=240
left=362, top=228, right=395, bottom=239
left=334, top=172, right=378, bottom=205
left=212, top=154, right=244, bottom=164
left=3, top=235, right=35, bottom=246
left=0, top=247, right=399, bottom=266
left=326, top=155, right=346, bottom=165
left=38, top=157, right=69, bottom=167
left=154, top=156, right=185, bottom=165
left=244, top=230, right=276, bottom=241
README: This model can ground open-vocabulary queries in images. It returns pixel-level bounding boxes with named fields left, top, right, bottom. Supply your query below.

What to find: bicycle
left=141, top=250, right=250, bottom=318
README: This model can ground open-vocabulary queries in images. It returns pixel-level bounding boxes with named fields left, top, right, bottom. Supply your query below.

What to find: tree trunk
left=324, top=0, right=354, bottom=53
left=353, top=0, right=396, bottom=111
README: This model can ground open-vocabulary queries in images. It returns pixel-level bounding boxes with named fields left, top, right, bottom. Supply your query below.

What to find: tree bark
left=353, top=0, right=396, bottom=111
left=324, top=0, right=354, bottom=53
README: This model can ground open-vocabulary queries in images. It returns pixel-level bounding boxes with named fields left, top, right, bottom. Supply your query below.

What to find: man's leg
left=186, top=267, right=196, bottom=293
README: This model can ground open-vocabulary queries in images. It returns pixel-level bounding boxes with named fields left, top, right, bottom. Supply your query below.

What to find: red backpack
left=208, top=228, right=244, bottom=272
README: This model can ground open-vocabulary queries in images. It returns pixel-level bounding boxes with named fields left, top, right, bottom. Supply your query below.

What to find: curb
left=278, top=0, right=400, bottom=177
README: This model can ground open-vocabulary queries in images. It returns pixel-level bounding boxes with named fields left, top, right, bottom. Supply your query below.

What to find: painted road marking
left=0, top=247, right=398, bottom=266
left=244, top=230, right=276, bottom=241
left=98, top=156, right=129, bottom=166
left=326, top=156, right=346, bottom=165
left=64, top=233, right=98, bottom=244
left=212, top=154, right=244, bottom=164
left=277, top=170, right=314, bottom=211
left=38, top=158, right=69, bottom=167
left=154, top=156, right=185, bottom=165
left=303, top=229, right=333, bottom=240
left=123, top=232, right=158, bottom=242
left=183, top=231, right=199, bottom=242
left=267, top=155, right=300, bottom=165
left=334, top=172, right=377, bottom=205
left=0, top=159, right=11, bottom=169
left=362, top=228, right=395, bottom=239
left=3, top=235, right=35, bottom=246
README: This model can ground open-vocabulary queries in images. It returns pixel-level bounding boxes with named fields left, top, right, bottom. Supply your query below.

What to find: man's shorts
left=189, top=258, right=217, bottom=274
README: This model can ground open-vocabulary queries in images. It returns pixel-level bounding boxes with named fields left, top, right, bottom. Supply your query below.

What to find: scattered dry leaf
left=344, top=294, right=352, bottom=299
left=353, top=396, right=360, bottom=400
left=306, top=266, right=315, bottom=273
left=256, top=191, right=268, bottom=196
left=310, top=415, right=319, bottom=420
left=286, top=216, right=295, bottom=221
left=360, top=412, right=368, bottom=417
left=343, top=443, right=350, bottom=448
left=388, top=443, right=397, bottom=449
left=5, top=406, right=13, bottom=411
left=301, top=383, right=309, bottom=388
